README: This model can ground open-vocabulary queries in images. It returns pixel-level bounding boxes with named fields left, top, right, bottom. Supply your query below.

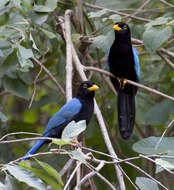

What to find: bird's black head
left=113, top=22, right=131, bottom=41
left=77, top=81, right=99, bottom=99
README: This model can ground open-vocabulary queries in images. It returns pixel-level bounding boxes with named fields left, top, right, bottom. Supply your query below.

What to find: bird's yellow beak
left=88, top=84, right=99, bottom=91
left=113, top=24, right=122, bottom=31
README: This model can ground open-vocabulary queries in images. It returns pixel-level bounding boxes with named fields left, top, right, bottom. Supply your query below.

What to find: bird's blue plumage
left=132, top=47, right=140, bottom=82
left=43, top=98, right=82, bottom=135
left=107, top=48, right=111, bottom=72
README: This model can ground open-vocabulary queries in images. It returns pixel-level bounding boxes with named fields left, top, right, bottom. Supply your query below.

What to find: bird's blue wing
left=132, top=47, right=140, bottom=82
left=107, top=48, right=111, bottom=72
left=43, top=98, right=82, bottom=135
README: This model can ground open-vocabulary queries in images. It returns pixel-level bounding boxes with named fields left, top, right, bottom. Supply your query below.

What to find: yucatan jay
left=21, top=81, right=99, bottom=161
left=107, top=22, right=140, bottom=140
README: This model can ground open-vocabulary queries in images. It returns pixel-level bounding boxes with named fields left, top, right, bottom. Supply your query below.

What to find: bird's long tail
left=19, top=133, right=49, bottom=164
left=117, top=91, right=135, bottom=140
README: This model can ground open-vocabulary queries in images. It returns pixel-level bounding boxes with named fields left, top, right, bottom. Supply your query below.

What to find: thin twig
left=155, top=119, right=174, bottom=150
left=125, top=161, right=169, bottom=190
left=30, top=57, right=65, bottom=98
left=74, top=161, right=105, bottom=190
left=159, top=0, right=174, bottom=8
left=127, top=0, right=151, bottom=23
left=140, top=154, right=174, bottom=175
left=157, top=51, right=174, bottom=70
left=0, top=132, right=41, bottom=141
left=63, top=162, right=82, bottom=190
left=118, top=166, right=139, bottom=190
left=60, top=159, right=74, bottom=177
left=83, top=2, right=150, bottom=22
left=28, top=67, right=43, bottom=108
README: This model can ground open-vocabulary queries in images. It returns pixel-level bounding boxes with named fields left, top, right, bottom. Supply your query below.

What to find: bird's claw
left=116, top=78, right=127, bottom=89
left=71, top=139, right=80, bottom=145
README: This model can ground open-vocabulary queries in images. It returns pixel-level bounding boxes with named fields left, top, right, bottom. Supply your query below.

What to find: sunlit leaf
left=136, top=177, right=159, bottom=190
left=6, top=165, right=45, bottom=190
left=155, top=158, right=174, bottom=169
left=70, top=150, right=86, bottom=164
left=61, top=120, right=86, bottom=141
left=5, top=175, right=23, bottom=190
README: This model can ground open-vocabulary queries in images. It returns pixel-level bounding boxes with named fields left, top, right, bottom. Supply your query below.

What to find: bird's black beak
left=88, top=84, right=99, bottom=91
left=113, top=24, right=122, bottom=31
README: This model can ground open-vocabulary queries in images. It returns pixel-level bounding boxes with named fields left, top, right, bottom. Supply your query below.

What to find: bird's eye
left=83, top=84, right=88, bottom=88
left=123, top=25, right=127, bottom=30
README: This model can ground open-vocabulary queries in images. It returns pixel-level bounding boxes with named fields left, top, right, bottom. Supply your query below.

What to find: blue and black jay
left=21, top=81, right=99, bottom=161
left=107, top=22, right=140, bottom=140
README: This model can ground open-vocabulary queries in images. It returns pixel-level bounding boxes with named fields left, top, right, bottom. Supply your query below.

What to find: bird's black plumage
left=20, top=81, right=98, bottom=162
left=107, top=22, right=140, bottom=140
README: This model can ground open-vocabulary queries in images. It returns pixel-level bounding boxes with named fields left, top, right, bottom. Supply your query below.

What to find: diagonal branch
left=65, top=10, right=73, bottom=101
left=84, top=66, right=174, bottom=102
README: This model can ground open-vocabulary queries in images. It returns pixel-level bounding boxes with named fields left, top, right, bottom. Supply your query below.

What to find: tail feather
left=19, top=133, right=50, bottom=164
left=117, top=91, right=135, bottom=140
left=23, top=139, right=46, bottom=160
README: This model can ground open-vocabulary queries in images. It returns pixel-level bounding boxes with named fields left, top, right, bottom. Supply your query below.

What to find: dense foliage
left=0, top=0, right=174, bottom=189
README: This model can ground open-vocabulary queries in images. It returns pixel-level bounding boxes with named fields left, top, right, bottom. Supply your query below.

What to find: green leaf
left=29, top=32, right=39, bottom=51
left=92, top=30, right=114, bottom=52
left=21, top=0, right=32, bottom=13
left=5, top=175, right=23, bottom=190
left=2, top=75, right=29, bottom=99
left=0, top=111, right=8, bottom=122
left=136, top=177, right=159, bottom=190
left=143, top=26, right=172, bottom=51
left=155, top=158, right=174, bottom=169
left=52, top=139, right=70, bottom=146
left=13, top=0, right=22, bottom=9
left=155, top=152, right=174, bottom=173
left=17, top=71, right=32, bottom=85
left=36, top=159, right=63, bottom=186
left=6, top=165, right=46, bottom=190
left=0, top=0, right=9, bottom=8
left=33, top=0, right=58, bottom=12
left=21, top=161, right=62, bottom=190
left=144, top=100, right=174, bottom=125
left=61, top=120, right=86, bottom=141
left=108, top=14, right=121, bottom=23
left=145, top=17, right=171, bottom=29
left=88, top=9, right=108, bottom=18
left=132, top=136, right=174, bottom=155
left=70, top=150, right=87, bottom=164
left=0, top=181, right=5, bottom=190
left=17, top=45, right=33, bottom=59
left=72, top=33, right=82, bottom=45
left=40, top=28, right=57, bottom=39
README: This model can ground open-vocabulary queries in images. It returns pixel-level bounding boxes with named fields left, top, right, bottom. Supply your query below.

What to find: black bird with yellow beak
left=107, top=22, right=140, bottom=140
